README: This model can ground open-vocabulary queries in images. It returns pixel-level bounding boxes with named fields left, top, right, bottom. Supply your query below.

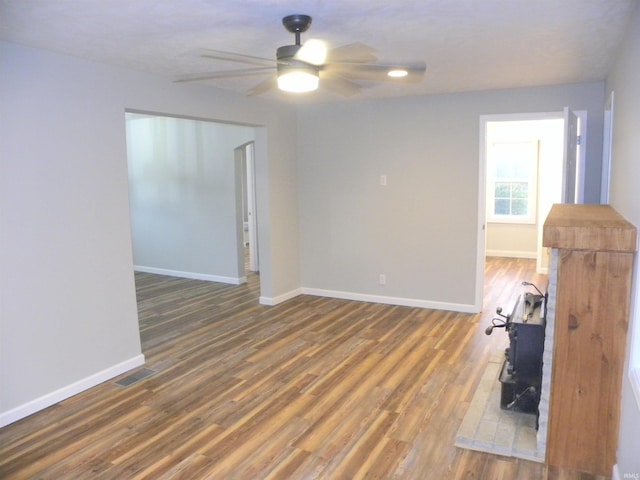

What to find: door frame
left=245, top=142, right=259, bottom=272
left=476, top=111, right=575, bottom=311
left=573, top=110, right=588, bottom=204
left=235, top=141, right=259, bottom=274
left=601, top=92, right=614, bottom=204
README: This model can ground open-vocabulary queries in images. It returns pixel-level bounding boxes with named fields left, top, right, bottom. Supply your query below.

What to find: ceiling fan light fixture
left=278, top=70, right=319, bottom=92
left=388, top=68, right=409, bottom=78
left=277, top=58, right=319, bottom=93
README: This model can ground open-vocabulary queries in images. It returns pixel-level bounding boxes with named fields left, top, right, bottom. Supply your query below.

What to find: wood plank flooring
left=0, top=258, right=610, bottom=479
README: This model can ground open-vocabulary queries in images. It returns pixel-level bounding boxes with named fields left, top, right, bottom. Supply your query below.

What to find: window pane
left=512, top=161, right=531, bottom=178
left=495, top=183, right=510, bottom=198
left=511, top=199, right=528, bottom=215
left=494, top=155, right=532, bottom=180
left=487, top=140, right=538, bottom=224
left=495, top=159, right=514, bottom=179
left=511, top=182, right=528, bottom=198
left=495, top=199, right=510, bottom=215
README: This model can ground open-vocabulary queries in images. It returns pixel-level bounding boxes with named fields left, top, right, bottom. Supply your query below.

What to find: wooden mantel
left=543, top=203, right=637, bottom=252
left=542, top=203, right=637, bottom=476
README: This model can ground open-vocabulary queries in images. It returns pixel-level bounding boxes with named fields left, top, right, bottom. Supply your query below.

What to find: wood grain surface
left=0, top=257, right=609, bottom=479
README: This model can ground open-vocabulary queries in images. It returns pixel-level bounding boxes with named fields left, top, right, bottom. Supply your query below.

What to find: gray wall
left=486, top=223, right=538, bottom=258
left=297, top=82, right=605, bottom=310
left=126, top=114, right=254, bottom=282
left=606, top=2, right=640, bottom=477
left=0, top=41, right=298, bottom=424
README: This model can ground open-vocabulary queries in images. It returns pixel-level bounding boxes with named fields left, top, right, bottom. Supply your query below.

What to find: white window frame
left=486, top=140, right=539, bottom=225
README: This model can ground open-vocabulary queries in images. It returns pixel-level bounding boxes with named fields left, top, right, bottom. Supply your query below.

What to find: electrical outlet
left=380, top=174, right=387, bottom=186
left=379, top=274, right=386, bottom=285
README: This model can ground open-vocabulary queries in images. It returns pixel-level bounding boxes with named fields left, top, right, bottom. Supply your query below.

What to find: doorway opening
left=235, top=141, right=259, bottom=275
left=485, top=115, right=564, bottom=272
left=475, top=111, right=584, bottom=311
left=125, top=111, right=257, bottom=287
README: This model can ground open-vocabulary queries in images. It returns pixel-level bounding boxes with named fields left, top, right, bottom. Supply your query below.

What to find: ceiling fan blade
left=174, top=67, right=275, bottom=83
left=247, top=76, right=278, bottom=96
left=319, top=72, right=362, bottom=96
left=295, top=39, right=328, bottom=66
left=325, top=62, right=426, bottom=83
left=326, top=42, right=378, bottom=64
left=198, top=48, right=276, bottom=66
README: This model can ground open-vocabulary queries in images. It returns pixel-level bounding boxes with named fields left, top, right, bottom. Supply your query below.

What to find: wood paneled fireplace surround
left=540, top=204, right=637, bottom=476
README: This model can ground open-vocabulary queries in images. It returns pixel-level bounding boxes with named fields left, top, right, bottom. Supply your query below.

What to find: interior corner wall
left=126, top=114, right=255, bottom=282
left=297, top=82, right=605, bottom=309
left=0, top=40, right=299, bottom=425
left=605, top=1, right=640, bottom=477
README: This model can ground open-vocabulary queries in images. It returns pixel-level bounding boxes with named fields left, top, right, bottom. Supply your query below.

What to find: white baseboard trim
left=134, top=265, right=245, bottom=285
left=302, top=288, right=478, bottom=313
left=486, top=250, right=537, bottom=259
left=612, top=464, right=620, bottom=480
left=612, top=463, right=640, bottom=479
left=630, top=367, right=640, bottom=413
left=0, top=354, right=145, bottom=428
left=260, top=288, right=303, bottom=306
left=259, top=286, right=478, bottom=313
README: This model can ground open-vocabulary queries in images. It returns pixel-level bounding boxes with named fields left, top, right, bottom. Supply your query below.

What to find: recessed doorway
left=125, top=112, right=256, bottom=286
left=484, top=115, right=564, bottom=272
left=235, top=141, right=259, bottom=274
left=475, top=110, right=584, bottom=311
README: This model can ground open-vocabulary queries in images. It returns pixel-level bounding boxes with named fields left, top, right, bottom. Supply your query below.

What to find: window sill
left=487, top=218, right=537, bottom=225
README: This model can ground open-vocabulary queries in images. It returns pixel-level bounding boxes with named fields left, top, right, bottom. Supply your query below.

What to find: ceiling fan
left=175, top=14, right=427, bottom=96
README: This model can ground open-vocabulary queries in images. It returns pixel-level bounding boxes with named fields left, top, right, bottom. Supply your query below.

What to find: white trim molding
left=301, top=288, right=479, bottom=313
left=0, top=354, right=145, bottom=428
left=613, top=464, right=620, bottom=480
left=259, top=286, right=478, bottom=313
left=611, top=463, right=640, bottom=480
left=134, top=265, right=245, bottom=285
left=628, top=254, right=640, bottom=412
left=259, top=288, right=303, bottom=306
left=631, top=366, right=640, bottom=413
left=485, top=249, right=537, bottom=259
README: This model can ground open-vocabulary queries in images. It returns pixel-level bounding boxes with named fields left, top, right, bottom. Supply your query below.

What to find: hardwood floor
left=0, top=258, right=610, bottom=479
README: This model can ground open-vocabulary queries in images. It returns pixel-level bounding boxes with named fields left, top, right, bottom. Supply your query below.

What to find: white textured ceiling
left=0, top=0, right=636, bottom=102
